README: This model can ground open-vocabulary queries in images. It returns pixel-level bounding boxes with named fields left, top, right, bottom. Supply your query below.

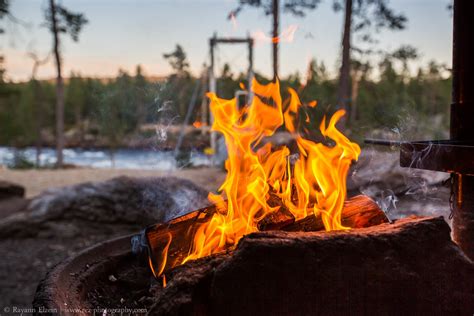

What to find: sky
left=1, top=0, right=453, bottom=82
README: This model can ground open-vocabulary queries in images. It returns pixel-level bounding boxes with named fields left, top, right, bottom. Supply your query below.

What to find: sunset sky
left=2, top=0, right=452, bottom=82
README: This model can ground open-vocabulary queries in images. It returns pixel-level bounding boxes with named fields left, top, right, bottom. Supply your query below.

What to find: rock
left=0, top=196, right=29, bottom=219
left=149, top=216, right=474, bottom=315
left=0, top=176, right=209, bottom=239
left=0, top=180, right=25, bottom=200
left=349, top=150, right=450, bottom=219
left=29, top=176, right=209, bottom=223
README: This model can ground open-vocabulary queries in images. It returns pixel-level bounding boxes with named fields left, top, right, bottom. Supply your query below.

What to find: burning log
left=144, top=195, right=388, bottom=276
left=283, top=194, right=388, bottom=232
left=256, top=189, right=295, bottom=231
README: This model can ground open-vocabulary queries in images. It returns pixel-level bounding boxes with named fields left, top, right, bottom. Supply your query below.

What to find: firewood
left=145, top=195, right=388, bottom=276
left=145, top=204, right=216, bottom=276
left=282, top=195, right=389, bottom=232
left=257, top=190, right=295, bottom=231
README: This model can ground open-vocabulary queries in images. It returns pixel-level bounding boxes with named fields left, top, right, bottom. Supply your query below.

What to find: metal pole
left=200, top=69, right=208, bottom=135
left=205, top=34, right=255, bottom=165
left=451, top=0, right=474, bottom=260
left=209, top=35, right=217, bottom=165
left=248, top=37, right=254, bottom=103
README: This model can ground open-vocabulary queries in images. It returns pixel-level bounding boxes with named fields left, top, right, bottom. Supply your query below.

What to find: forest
left=0, top=50, right=451, bottom=148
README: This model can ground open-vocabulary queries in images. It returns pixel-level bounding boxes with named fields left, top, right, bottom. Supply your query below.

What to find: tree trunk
left=272, top=0, right=279, bottom=81
left=50, top=0, right=64, bottom=168
left=110, top=148, right=116, bottom=169
left=33, top=80, right=43, bottom=168
left=137, top=98, right=146, bottom=127
left=350, top=71, right=360, bottom=124
left=337, top=0, right=353, bottom=128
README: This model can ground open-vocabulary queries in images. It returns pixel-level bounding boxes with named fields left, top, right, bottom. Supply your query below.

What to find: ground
left=0, top=150, right=451, bottom=309
left=0, top=167, right=226, bottom=198
left=0, top=167, right=225, bottom=309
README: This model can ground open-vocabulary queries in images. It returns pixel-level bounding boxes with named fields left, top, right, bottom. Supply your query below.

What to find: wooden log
left=282, top=195, right=389, bottom=232
left=145, top=195, right=388, bottom=276
left=145, top=204, right=216, bottom=276
left=257, top=190, right=295, bottom=231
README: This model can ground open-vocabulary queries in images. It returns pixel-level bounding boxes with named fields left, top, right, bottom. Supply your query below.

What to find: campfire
left=31, top=2, right=474, bottom=314
left=143, top=79, right=388, bottom=280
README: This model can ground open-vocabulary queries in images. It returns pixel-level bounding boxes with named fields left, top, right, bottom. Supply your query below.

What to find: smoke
left=154, top=100, right=179, bottom=144
left=148, top=80, right=181, bottom=146
left=375, top=190, right=398, bottom=214
left=353, top=127, right=450, bottom=221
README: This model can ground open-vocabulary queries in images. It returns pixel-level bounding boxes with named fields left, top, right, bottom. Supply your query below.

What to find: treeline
left=0, top=55, right=451, bottom=148
left=1, top=66, right=154, bottom=147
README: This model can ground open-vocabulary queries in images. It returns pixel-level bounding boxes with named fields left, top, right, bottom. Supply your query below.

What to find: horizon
left=2, top=0, right=453, bottom=82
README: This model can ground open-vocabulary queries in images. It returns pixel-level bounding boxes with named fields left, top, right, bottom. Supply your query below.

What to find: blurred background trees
left=332, top=0, right=407, bottom=127
left=0, top=55, right=452, bottom=148
left=0, top=0, right=453, bottom=164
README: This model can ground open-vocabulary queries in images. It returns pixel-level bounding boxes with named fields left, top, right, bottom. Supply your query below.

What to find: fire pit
left=33, top=234, right=152, bottom=314
left=33, top=216, right=474, bottom=315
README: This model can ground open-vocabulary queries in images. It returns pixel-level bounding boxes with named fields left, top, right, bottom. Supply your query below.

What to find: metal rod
left=211, top=38, right=252, bottom=44
left=247, top=36, right=254, bottom=103
left=207, top=33, right=254, bottom=165
left=364, top=139, right=401, bottom=147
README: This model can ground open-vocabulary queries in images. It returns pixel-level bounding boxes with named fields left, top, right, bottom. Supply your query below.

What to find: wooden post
left=209, top=35, right=217, bottom=165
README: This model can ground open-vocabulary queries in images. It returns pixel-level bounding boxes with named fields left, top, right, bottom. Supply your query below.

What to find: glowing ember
left=192, top=121, right=204, bottom=128
left=155, top=78, right=360, bottom=273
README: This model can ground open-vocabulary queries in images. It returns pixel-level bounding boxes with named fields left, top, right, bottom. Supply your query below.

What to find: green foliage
left=230, top=0, right=321, bottom=17
left=216, top=63, right=241, bottom=99
left=8, top=150, right=35, bottom=169
left=97, top=70, right=139, bottom=149
left=163, top=45, right=190, bottom=76
left=0, top=59, right=452, bottom=147
left=45, top=2, right=88, bottom=42
left=161, top=45, right=196, bottom=120
left=0, top=0, right=9, bottom=34
left=333, top=0, right=407, bottom=33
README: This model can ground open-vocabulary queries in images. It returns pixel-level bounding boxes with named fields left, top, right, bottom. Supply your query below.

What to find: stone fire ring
left=34, top=217, right=474, bottom=315
left=33, top=234, right=149, bottom=314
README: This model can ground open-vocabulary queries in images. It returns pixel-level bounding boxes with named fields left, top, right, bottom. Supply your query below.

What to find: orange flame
left=179, top=79, right=360, bottom=264
left=252, top=24, right=298, bottom=44
left=193, top=121, right=204, bottom=128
